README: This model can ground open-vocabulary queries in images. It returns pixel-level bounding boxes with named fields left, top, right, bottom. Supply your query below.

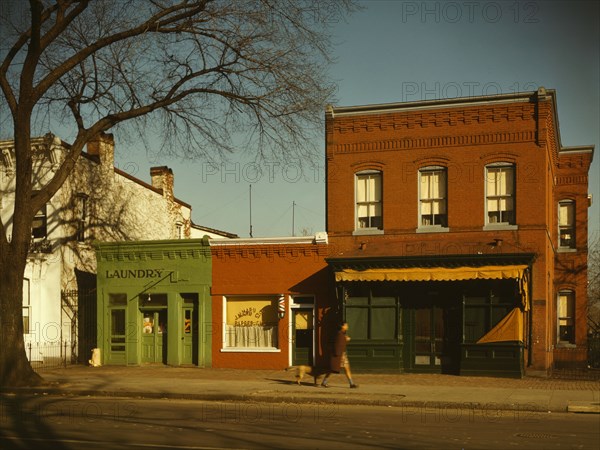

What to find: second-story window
left=558, top=200, right=575, bottom=249
left=419, top=167, right=447, bottom=228
left=32, top=203, right=47, bottom=239
left=356, top=171, right=382, bottom=230
left=486, top=164, right=515, bottom=225
left=75, top=193, right=88, bottom=242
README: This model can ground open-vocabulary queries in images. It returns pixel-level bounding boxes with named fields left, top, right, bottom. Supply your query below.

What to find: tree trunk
left=0, top=243, right=43, bottom=387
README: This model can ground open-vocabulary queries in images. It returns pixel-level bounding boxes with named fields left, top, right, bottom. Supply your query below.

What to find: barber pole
left=278, top=296, right=285, bottom=319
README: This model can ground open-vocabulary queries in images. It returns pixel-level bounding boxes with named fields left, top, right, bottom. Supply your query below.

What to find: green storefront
left=96, top=239, right=212, bottom=366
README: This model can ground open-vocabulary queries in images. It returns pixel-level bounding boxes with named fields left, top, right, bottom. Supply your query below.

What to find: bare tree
left=0, top=0, right=355, bottom=386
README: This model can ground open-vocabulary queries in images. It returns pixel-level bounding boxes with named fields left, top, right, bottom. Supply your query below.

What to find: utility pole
left=292, top=201, right=296, bottom=236
left=249, top=185, right=253, bottom=238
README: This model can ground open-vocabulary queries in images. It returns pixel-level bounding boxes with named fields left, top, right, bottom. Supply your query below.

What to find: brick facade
left=325, top=88, right=593, bottom=374
left=210, top=237, right=332, bottom=369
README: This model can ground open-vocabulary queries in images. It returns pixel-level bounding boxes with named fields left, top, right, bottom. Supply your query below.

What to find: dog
left=285, top=365, right=326, bottom=386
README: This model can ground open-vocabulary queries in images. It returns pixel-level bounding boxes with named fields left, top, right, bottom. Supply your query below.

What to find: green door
left=292, top=309, right=313, bottom=365
left=410, top=295, right=461, bottom=374
left=182, top=305, right=198, bottom=365
left=141, top=309, right=167, bottom=363
left=414, top=305, right=444, bottom=369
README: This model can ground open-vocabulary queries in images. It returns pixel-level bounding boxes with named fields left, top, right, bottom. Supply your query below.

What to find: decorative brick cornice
left=555, top=175, right=588, bottom=186
left=211, top=243, right=326, bottom=260
left=331, top=130, right=536, bottom=154
left=332, top=104, right=535, bottom=134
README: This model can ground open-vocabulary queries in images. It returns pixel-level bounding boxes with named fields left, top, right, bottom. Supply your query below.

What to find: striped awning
left=335, top=264, right=530, bottom=310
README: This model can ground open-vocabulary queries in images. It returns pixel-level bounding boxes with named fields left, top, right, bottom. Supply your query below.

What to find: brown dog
left=285, top=365, right=325, bottom=386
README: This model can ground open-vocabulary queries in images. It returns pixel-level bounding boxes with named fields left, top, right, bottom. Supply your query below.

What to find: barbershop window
left=224, top=296, right=278, bottom=349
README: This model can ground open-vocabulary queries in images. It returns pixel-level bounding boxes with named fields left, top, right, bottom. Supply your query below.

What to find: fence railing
left=27, top=340, right=74, bottom=371
left=589, top=333, right=600, bottom=369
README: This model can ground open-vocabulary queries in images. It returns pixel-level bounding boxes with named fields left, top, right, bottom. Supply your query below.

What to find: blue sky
left=116, top=0, right=599, bottom=239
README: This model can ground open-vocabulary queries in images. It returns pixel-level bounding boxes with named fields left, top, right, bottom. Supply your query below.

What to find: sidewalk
left=3, top=365, right=599, bottom=414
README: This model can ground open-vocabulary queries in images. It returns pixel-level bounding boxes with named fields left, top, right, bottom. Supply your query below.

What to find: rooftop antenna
left=249, top=184, right=253, bottom=238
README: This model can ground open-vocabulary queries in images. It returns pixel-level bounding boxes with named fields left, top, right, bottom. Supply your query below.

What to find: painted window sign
left=225, top=297, right=278, bottom=348
left=106, top=269, right=166, bottom=279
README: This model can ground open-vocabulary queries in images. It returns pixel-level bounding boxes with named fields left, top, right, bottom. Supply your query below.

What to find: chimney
left=150, top=166, right=174, bottom=198
left=87, top=132, right=115, bottom=168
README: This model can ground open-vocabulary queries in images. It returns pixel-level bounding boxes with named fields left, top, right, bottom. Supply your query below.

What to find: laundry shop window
left=224, top=296, right=279, bottom=350
left=345, top=285, right=398, bottom=340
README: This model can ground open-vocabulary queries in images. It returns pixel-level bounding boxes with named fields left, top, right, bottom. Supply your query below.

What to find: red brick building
left=325, top=88, right=593, bottom=376
left=210, top=235, right=333, bottom=369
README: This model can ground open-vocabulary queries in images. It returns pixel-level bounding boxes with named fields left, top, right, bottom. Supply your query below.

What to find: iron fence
left=27, top=340, right=74, bottom=371
left=589, top=333, right=600, bottom=369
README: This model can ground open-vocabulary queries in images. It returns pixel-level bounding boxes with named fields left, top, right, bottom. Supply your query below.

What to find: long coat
left=328, top=329, right=348, bottom=373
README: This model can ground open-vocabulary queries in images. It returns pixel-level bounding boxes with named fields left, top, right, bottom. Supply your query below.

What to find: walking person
left=321, top=322, right=358, bottom=388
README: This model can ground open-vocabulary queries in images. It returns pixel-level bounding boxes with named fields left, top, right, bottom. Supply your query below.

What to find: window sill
left=483, top=224, right=518, bottom=231
left=557, top=248, right=577, bottom=253
left=416, top=226, right=449, bottom=234
left=221, top=348, right=281, bottom=353
left=555, top=342, right=576, bottom=349
left=352, top=229, right=384, bottom=236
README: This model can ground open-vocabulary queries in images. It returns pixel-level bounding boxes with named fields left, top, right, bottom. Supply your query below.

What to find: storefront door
left=292, top=308, right=314, bottom=366
left=141, top=309, right=167, bottom=363
left=414, top=304, right=444, bottom=368
left=410, top=293, right=461, bottom=374
left=182, top=305, right=198, bottom=365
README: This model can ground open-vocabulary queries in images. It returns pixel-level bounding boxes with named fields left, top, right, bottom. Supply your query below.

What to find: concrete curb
left=567, top=401, right=600, bottom=413
left=1, top=386, right=583, bottom=414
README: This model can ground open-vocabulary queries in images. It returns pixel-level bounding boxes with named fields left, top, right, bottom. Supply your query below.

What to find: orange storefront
left=210, top=234, right=335, bottom=369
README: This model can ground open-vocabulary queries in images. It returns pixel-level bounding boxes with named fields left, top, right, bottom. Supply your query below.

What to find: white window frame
left=32, top=200, right=48, bottom=239
left=221, top=295, right=281, bottom=353
left=354, top=170, right=383, bottom=234
left=418, top=166, right=448, bottom=232
left=558, top=200, right=576, bottom=250
left=557, top=290, right=575, bottom=346
left=484, top=163, right=517, bottom=229
left=23, top=278, right=31, bottom=334
left=75, top=193, right=88, bottom=242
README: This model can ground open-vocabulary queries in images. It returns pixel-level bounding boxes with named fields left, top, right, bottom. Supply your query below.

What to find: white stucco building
left=0, top=132, right=236, bottom=365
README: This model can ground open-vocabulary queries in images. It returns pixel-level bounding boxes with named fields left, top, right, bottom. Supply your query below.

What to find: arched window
left=558, top=200, right=575, bottom=249
left=485, top=163, right=515, bottom=225
left=557, top=290, right=575, bottom=345
left=355, top=171, right=382, bottom=230
left=419, top=166, right=447, bottom=228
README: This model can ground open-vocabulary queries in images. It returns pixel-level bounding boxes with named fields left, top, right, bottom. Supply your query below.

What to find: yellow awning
left=477, top=307, right=523, bottom=343
left=335, top=265, right=527, bottom=282
left=335, top=264, right=530, bottom=310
